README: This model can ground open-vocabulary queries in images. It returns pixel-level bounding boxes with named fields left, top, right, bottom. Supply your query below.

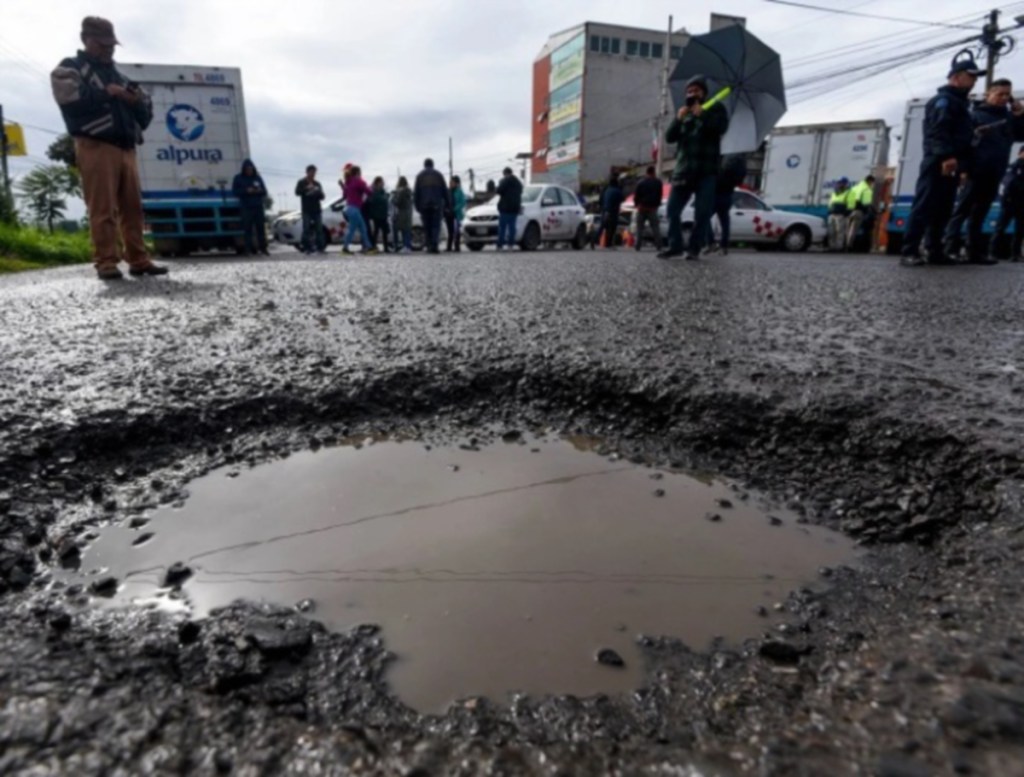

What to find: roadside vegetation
left=0, top=222, right=91, bottom=274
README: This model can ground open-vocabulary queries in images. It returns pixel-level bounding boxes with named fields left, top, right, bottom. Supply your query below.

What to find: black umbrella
left=669, top=25, right=786, bottom=155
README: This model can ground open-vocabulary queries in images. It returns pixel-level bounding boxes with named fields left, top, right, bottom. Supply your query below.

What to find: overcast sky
left=1, top=0, right=1016, bottom=216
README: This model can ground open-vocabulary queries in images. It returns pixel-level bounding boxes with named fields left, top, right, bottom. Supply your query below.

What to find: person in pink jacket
left=340, top=165, right=375, bottom=255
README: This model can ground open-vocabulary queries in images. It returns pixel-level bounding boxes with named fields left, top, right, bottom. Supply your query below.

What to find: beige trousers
left=75, top=137, right=151, bottom=270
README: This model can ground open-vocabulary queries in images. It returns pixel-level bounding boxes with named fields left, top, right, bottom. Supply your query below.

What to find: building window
left=639, top=41, right=650, bottom=57
left=610, top=38, right=621, bottom=54
left=591, top=35, right=621, bottom=55
left=671, top=45, right=683, bottom=59
left=651, top=43, right=664, bottom=59
left=626, top=40, right=638, bottom=56
left=600, top=37, right=610, bottom=53
left=590, top=35, right=600, bottom=52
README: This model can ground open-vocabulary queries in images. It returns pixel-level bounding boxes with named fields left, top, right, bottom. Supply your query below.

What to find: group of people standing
left=289, top=159, right=468, bottom=256
left=826, top=175, right=876, bottom=253
left=901, top=54, right=1024, bottom=266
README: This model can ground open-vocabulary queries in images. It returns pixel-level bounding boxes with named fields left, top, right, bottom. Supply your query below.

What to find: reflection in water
left=64, top=435, right=858, bottom=712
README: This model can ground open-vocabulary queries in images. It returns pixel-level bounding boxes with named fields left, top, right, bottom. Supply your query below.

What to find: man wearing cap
left=658, top=74, right=729, bottom=261
left=50, top=18, right=167, bottom=281
left=942, top=78, right=1024, bottom=264
left=900, top=54, right=985, bottom=267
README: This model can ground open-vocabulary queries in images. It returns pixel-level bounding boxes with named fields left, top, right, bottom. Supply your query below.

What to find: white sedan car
left=625, top=189, right=827, bottom=252
left=273, top=198, right=445, bottom=250
left=462, top=184, right=588, bottom=251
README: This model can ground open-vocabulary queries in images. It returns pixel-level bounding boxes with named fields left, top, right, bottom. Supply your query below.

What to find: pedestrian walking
left=392, top=176, right=414, bottom=253
left=414, top=158, right=449, bottom=254
left=900, top=54, right=984, bottom=267
left=600, top=174, right=624, bottom=249
left=496, top=167, right=523, bottom=251
left=846, top=174, right=876, bottom=252
left=233, top=159, right=269, bottom=256
left=658, top=74, right=729, bottom=261
left=710, top=154, right=747, bottom=255
left=366, top=176, right=391, bottom=253
left=295, top=165, right=326, bottom=254
left=341, top=165, right=375, bottom=255
left=633, top=166, right=664, bottom=252
left=993, top=147, right=1024, bottom=261
left=942, top=78, right=1024, bottom=264
left=826, top=177, right=853, bottom=252
left=446, top=175, right=467, bottom=252
left=50, top=16, right=167, bottom=280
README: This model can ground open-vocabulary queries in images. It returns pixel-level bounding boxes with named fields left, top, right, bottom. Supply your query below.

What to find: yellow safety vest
left=829, top=189, right=852, bottom=214
left=850, top=180, right=873, bottom=208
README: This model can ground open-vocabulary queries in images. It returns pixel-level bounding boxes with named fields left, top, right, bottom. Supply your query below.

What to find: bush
left=0, top=222, right=91, bottom=267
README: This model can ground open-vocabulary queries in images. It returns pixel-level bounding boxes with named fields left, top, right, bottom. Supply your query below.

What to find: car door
left=730, top=190, right=768, bottom=243
left=540, top=186, right=570, bottom=240
left=558, top=187, right=583, bottom=236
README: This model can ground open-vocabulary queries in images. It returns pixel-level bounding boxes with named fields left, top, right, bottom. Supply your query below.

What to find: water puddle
left=62, top=434, right=858, bottom=712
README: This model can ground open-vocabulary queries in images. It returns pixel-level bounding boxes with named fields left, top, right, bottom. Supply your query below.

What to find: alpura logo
left=166, top=104, right=205, bottom=141
left=159, top=103, right=223, bottom=165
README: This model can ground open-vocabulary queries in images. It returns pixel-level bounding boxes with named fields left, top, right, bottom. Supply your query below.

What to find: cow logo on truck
left=166, top=104, right=205, bottom=142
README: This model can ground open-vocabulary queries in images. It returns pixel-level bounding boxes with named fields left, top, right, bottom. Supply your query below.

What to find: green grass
left=0, top=223, right=92, bottom=273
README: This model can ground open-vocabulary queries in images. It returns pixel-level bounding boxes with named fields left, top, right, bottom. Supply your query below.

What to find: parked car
left=622, top=188, right=826, bottom=252
left=273, top=197, right=445, bottom=250
left=462, top=184, right=588, bottom=251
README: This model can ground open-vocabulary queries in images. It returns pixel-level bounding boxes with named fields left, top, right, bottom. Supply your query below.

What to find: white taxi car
left=462, top=184, right=588, bottom=251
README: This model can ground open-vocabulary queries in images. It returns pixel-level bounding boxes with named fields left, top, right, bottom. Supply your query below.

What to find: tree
left=46, top=134, right=77, bottom=167
left=0, top=189, right=17, bottom=226
left=17, top=165, right=79, bottom=233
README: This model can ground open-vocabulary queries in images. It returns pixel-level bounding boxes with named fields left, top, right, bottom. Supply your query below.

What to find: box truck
left=761, top=119, right=890, bottom=220
left=120, top=63, right=250, bottom=257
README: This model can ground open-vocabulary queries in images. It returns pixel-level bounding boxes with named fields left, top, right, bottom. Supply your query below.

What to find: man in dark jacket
left=993, top=147, right=1024, bottom=261
left=943, top=78, right=1024, bottom=264
left=233, top=159, right=269, bottom=256
left=711, top=154, right=747, bottom=255
left=600, top=175, right=625, bottom=249
left=633, top=166, right=664, bottom=252
left=496, top=167, right=523, bottom=250
left=658, top=74, right=729, bottom=261
left=900, top=55, right=984, bottom=267
left=295, top=165, right=326, bottom=254
left=50, top=16, right=166, bottom=281
left=414, top=158, right=449, bottom=254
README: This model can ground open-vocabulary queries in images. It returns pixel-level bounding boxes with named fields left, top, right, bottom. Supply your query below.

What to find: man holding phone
left=900, top=54, right=984, bottom=267
left=51, top=17, right=167, bottom=280
left=658, top=75, right=729, bottom=261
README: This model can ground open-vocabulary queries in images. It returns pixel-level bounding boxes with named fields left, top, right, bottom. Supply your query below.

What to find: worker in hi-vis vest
left=827, top=177, right=855, bottom=252
left=846, top=174, right=877, bottom=252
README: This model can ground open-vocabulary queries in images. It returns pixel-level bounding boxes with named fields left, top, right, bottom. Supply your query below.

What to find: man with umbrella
left=658, top=75, right=729, bottom=261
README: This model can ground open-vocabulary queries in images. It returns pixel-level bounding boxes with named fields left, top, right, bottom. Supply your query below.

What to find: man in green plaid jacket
left=659, top=75, right=730, bottom=261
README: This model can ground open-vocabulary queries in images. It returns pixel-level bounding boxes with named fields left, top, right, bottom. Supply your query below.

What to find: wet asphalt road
left=1, top=247, right=1024, bottom=775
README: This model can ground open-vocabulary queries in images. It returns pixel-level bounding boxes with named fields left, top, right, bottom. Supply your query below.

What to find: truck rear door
left=762, top=132, right=816, bottom=206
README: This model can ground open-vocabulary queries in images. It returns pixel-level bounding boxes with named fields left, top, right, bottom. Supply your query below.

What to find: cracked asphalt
left=1, top=247, right=1024, bottom=776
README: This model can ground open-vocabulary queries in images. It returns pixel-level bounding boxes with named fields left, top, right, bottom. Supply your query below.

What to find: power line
left=763, top=0, right=983, bottom=29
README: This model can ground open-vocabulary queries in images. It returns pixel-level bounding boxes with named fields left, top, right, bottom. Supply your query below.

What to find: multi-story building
left=531, top=15, right=747, bottom=193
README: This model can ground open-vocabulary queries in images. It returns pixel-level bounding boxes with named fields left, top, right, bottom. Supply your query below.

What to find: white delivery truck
left=761, top=119, right=890, bottom=220
left=887, top=97, right=1022, bottom=255
left=120, top=63, right=250, bottom=256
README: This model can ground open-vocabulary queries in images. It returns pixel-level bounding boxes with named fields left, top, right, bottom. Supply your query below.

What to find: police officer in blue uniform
left=901, top=53, right=986, bottom=267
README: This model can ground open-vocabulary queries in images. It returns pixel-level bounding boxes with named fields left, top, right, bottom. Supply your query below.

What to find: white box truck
left=761, top=119, right=890, bottom=220
left=886, top=97, right=1022, bottom=255
left=120, top=63, right=250, bottom=256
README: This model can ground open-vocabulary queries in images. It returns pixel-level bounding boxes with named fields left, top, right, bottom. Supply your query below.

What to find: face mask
left=685, top=95, right=700, bottom=107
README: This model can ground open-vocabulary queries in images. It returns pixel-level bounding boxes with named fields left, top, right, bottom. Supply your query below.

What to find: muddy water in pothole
left=67, top=435, right=858, bottom=712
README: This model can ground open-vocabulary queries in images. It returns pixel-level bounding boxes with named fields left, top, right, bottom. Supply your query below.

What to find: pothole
left=60, top=432, right=859, bottom=712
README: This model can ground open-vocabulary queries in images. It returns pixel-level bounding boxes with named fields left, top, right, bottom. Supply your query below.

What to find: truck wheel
left=781, top=225, right=811, bottom=253
left=571, top=223, right=587, bottom=250
left=154, top=239, right=180, bottom=258
left=467, top=242, right=484, bottom=252
left=519, top=222, right=541, bottom=251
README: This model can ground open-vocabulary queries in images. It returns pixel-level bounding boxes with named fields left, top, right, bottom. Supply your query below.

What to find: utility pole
left=656, top=15, right=673, bottom=177
left=468, top=167, right=475, bottom=196
left=448, top=137, right=454, bottom=180
left=983, top=9, right=1001, bottom=91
